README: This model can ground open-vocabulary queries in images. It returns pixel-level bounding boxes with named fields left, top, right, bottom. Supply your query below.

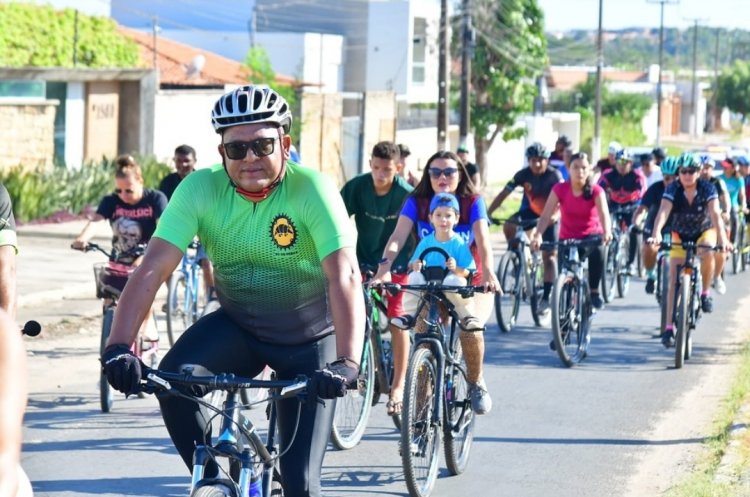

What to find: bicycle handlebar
left=138, top=365, right=309, bottom=397
left=375, top=281, right=487, bottom=299
left=71, top=242, right=147, bottom=260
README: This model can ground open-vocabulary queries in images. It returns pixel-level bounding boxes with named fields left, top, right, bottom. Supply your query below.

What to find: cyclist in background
left=649, top=153, right=731, bottom=347
left=738, top=156, right=750, bottom=211
left=397, top=143, right=419, bottom=187
left=633, top=156, right=678, bottom=294
left=639, top=152, right=663, bottom=188
left=531, top=152, right=612, bottom=311
left=548, top=134, right=572, bottom=181
left=719, top=157, right=748, bottom=244
left=652, top=147, right=667, bottom=168
left=72, top=155, right=167, bottom=347
left=594, top=141, right=623, bottom=176
left=699, top=156, right=730, bottom=294
left=487, top=142, right=563, bottom=315
left=158, top=145, right=216, bottom=302
left=100, top=85, right=363, bottom=497
left=456, top=144, right=481, bottom=188
left=371, top=150, right=499, bottom=415
left=598, top=149, right=646, bottom=275
left=0, top=182, right=16, bottom=315
left=340, top=140, right=414, bottom=416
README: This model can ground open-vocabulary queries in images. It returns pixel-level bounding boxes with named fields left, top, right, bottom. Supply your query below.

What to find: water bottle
left=248, top=464, right=261, bottom=497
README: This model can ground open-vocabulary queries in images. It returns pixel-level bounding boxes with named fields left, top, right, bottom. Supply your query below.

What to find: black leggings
left=157, top=309, right=336, bottom=497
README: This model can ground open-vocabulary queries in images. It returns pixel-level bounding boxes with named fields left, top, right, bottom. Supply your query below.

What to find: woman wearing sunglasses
left=372, top=150, right=499, bottom=416
left=649, top=153, right=732, bottom=347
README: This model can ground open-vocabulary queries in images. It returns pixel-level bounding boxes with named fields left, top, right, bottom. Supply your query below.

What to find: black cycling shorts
left=507, top=208, right=559, bottom=244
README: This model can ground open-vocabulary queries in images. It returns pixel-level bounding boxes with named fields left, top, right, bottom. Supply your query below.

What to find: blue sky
left=538, top=0, right=747, bottom=31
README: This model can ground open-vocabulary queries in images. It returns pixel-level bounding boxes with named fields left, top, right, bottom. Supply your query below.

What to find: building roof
left=545, top=66, right=649, bottom=91
left=118, top=26, right=297, bottom=88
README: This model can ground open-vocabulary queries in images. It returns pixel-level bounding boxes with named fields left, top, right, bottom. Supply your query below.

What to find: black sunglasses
left=679, top=167, right=698, bottom=175
left=223, top=137, right=276, bottom=160
left=428, top=167, right=458, bottom=179
left=114, top=188, right=135, bottom=194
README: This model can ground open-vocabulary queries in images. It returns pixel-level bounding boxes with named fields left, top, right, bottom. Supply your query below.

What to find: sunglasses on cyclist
left=114, top=188, right=135, bottom=194
left=223, top=137, right=277, bottom=160
left=679, top=167, right=698, bottom=175
left=428, top=167, right=458, bottom=179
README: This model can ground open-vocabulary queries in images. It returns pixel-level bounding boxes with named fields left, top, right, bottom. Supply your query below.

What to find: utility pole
left=459, top=0, right=473, bottom=150
left=151, top=16, right=159, bottom=70
left=646, top=0, right=679, bottom=146
left=73, top=9, right=79, bottom=67
left=593, top=0, right=604, bottom=163
left=685, top=18, right=706, bottom=137
left=710, top=29, right=720, bottom=132
left=248, top=6, right=256, bottom=49
left=437, top=0, right=449, bottom=149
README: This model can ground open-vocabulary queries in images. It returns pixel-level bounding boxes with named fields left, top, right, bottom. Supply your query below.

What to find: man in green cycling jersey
left=100, top=84, right=364, bottom=497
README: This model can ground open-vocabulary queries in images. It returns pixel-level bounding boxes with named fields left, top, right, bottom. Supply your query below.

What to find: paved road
left=18, top=220, right=750, bottom=497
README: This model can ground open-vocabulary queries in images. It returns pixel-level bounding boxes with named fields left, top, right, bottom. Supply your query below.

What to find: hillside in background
left=547, top=27, right=750, bottom=71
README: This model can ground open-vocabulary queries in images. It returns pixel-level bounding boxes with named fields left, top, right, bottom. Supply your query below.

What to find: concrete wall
left=153, top=89, right=227, bottom=168
left=0, top=100, right=57, bottom=170
left=84, top=81, right=120, bottom=161
left=299, top=92, right=344, bottom=181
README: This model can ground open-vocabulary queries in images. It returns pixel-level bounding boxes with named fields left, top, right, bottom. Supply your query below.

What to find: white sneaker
left=715, top=277, right=727, bottom=295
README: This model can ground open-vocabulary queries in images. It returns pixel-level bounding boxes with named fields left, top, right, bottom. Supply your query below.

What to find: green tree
left=244, top=46, right=301, bottom=142
left=717, top=60, right=750, bottom=123
left=468, top=0, right=548, bottom=178
left=0, top=3, right=140, bottom=67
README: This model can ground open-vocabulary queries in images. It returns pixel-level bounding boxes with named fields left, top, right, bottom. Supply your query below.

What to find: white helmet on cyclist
left=608, top=141, right=623, bottom=155
left=211, top=85, right=292, bottom=134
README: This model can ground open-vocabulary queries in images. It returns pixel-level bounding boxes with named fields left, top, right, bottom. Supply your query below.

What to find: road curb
left=18, top=283, right=93, bottom=309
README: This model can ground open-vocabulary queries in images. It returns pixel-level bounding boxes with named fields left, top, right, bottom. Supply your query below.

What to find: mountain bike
left=166, top=240, right=206, bottom=346
left=730, top=210, right=745, bottom=274
left=73, top=242, right=158, bottom=413
left=665, top=240, right=719, bottom=369
left=139, top=365, right=309, bottom=497
left=542, top=237, right=601, bottom=367
left=390, top=247, right=484, bottom=497
left=603, top=204, right=638, bottom=302
left=493, top=218, right=545, bottom=332
left=330, top=267, right=400, bottom=450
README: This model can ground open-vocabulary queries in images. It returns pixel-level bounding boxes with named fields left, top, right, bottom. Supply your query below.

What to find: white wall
left=64, top=82, right=85, bottom=169
left=366, top=1, right=410, bottom=95
left=153, top=89, right=227, bottom=168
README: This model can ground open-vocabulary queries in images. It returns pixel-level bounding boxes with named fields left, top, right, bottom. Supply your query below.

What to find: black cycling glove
left=308, top=358, right=359, bottom=400
left=101, top=343, right=142, bottom=396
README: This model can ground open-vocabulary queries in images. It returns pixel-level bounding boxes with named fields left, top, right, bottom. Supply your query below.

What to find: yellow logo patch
left=271, top=215, right=297, bottom=249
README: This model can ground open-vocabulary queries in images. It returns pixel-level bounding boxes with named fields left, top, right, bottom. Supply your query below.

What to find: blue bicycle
left=166, top=240, right=206, bottom=346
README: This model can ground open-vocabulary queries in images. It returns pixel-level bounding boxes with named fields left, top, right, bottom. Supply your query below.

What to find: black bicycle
left=493, top=218, right=545, bottom=331
left=330, top=267, right=401, bottom=450
left=139, top=366, right=309, bottom=497
left=663, top=240, right=719, bottom=369
left=654, top=235, right=672, bottom=335
left=603, top=204, right=638, bottom=302
left=541, top=237, right=601, bottom=367
left=73, top=242, right=157, bottom=412
left=388, top=247, right=484, bottom=497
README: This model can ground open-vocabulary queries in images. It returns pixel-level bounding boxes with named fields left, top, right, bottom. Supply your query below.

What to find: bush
left=0, top=156, right=170, bottom=223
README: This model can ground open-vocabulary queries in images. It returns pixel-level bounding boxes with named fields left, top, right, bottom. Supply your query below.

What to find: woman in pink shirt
left=531, top=152, right=612, bottom=309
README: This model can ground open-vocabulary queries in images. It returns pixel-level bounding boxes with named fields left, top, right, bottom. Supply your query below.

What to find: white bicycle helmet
left=211, top=85, right=292, bottom=134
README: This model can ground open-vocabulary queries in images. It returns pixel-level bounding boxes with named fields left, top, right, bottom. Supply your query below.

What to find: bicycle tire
left=659, top=256, right=670, bottom=335
left=443, top=339, right=475, bottom=475
left=100, top=308, right=115, bottom=413
left=331, top=343, right=375, bottom=450
left=616, top=236, right=630, bottom=298
left=551, top=275, right=588, bottom=367
left=495, top=252, right=521, bottom=332
left=401, top=346, right=440, bottom=497
left=166, top=271, right=192, bottom=346
left=191, top=482, right=236, bottom=497
left=529, top=257, right=545, bottom=326
left=674, top=273, right=690, bottom=369
left=602, top=240, right=618, bottom=303
left=740, top=225, right=748, bottom=272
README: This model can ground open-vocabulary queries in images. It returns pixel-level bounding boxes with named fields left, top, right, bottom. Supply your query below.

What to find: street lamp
left=646, top=0, right=679, bottom=146
left=593, top=0, right=603, bottom=164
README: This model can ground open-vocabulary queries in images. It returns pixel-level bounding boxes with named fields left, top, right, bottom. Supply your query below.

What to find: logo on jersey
left=271, top=214, right=297, bottom=249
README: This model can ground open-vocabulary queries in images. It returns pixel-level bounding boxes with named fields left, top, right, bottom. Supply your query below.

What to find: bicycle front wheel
left=100, top=308, right=115, bottom=413
left=602, top=240, right=618, bottom=303
left=401, top=346, right=441, bottom=497
left=443, top=339, right=475, bottom=475
left=616, top=236, right=630, bottom=298
left=191, top=482, right=236, bottom=497
left=495, top=252, right=521, bottom=332
left=658, top=256, right=670, bottom=335
left=331, top=343, right=375, bottom=450
left=551, top=275, right=589, bottom=367
left=166, top=271, right=193, bottom=346
left=674, top=273, right=690, bottom=369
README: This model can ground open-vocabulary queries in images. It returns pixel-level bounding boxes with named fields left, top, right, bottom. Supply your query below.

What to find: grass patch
left=663, top=342, right=750, bottom=497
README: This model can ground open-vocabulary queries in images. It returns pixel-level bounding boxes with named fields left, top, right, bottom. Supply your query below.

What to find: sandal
left=386, top=397, right=403, bottom=416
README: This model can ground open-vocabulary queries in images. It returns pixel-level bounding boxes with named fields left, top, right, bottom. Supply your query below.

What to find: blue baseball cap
left=430, top=192, right=460, bottom=214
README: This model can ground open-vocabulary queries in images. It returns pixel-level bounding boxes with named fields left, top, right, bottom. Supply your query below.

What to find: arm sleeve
left=456, top=242, right=476, bottom=270
left=504, top=170, right=522, bottom=192
left=400, top=196, right=418, bottom=223
left=96, top=195, right=115, bottom=220
left=662, top=181, right=677, bottom=202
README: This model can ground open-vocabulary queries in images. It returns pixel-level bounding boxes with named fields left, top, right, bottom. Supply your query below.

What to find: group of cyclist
left=490, top=135, right=741, bottom=350
left=61, top=82, right=744, bottom=497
